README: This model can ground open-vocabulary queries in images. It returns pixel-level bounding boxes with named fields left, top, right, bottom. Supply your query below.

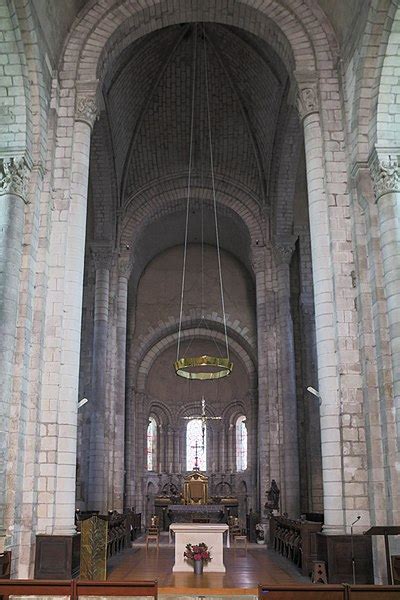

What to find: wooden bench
left=0, top=579, right=158, bottom=598
left=258, top=584, right=345, bottom=600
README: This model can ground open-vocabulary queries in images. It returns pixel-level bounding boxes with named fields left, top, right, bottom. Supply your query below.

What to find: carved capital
left=0, top=157, right=30, bottom=200
left=91, top=244, right=113, bottom=270
left=251, top=245, right=265, bottom=273
left=369, top=153, right=400, bottom=200
left=297, top=84, right=319, bottom=120
left=118, top=257, right=133, bottom=279
left=295, top=72, right=319, bottom=121
left=75, top=96, right=99, bottom=129
left=274, top=237, right=296, bottom=266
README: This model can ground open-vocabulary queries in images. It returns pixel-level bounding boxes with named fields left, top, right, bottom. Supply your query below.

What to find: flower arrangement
left=184, top=542, right=212, bottom=563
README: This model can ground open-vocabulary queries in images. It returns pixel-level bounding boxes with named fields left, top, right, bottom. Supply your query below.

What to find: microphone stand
left=350, top=516, right=361, bottom=584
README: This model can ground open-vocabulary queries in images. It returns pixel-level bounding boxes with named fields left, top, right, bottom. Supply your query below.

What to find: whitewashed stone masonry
left=298, top=76, right=369, bottom=532
left=274, top=241, right=300, bottom=517
left=369, top=151, right=400, bottom=525
left=37, top=90, right=98, bottom=534
left=0, top=156, right=30, bottom=550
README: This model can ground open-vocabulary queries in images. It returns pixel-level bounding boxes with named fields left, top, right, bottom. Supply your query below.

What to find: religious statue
left=265, top=479, right=280, bottom=512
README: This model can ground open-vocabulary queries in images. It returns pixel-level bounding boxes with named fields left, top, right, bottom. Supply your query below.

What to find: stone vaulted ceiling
left=103, top=23, right=290, bottom=208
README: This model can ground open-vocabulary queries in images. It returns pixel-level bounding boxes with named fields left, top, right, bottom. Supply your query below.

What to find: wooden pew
left=0, top=579, right=158, bottom=599
left=347, top=585, right=400, bottom=600
left=258, top=584, right=345, bottom=600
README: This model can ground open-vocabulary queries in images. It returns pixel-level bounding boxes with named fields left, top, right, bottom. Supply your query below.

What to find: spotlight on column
left=78, top=397, right=88, bottom=409
left=306, top=386, right=322, bottom=405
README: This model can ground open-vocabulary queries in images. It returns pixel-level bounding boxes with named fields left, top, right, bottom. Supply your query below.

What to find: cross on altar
left=190, top=440, right=202, bottom=471
left=183, top=396, right=222, bottom=446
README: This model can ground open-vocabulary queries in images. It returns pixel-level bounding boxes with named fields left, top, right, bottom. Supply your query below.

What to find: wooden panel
left=258, top=585, right=345, bottom=600
left=35, top=535, right=80, bottom=580
left=80, top=516, right=108, bottom=581
left=77, top=580, right=157, bottom=597
left=348, top=585, right=400, bottom=600
left=317, top=534, right=373, bottom=584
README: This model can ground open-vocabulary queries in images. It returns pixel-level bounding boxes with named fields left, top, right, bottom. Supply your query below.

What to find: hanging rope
left=174, top=24, right=233, bottom=379
left=176, top=25, right=198, bottom=362
left=203, top=24, right=230, bottom=359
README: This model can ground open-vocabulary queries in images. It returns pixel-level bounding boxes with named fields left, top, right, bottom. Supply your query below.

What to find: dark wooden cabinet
left=316, top=532, right=373, bottom=584
left=34, top=534, right=80, bottom=579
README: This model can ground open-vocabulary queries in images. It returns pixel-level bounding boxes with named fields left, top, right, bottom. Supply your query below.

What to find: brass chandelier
left=174, top=24, right=233, bottom=381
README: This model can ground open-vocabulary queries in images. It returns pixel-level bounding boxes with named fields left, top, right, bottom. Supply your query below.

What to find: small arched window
left=236, top=415, right=247, bottom=472
left=147, top=417, right=157, bottom=471
left=186, top=419, right=206, bottom=471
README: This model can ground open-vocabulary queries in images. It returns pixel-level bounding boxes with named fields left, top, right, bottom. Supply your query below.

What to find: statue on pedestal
left=265, top=479, right=280, bottom=512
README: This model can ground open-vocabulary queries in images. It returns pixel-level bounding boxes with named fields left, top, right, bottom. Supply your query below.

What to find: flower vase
left=194, top=560, right=203, bottom=575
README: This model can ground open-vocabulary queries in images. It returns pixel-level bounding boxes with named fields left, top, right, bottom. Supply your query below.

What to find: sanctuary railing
left=0, top=579, right=158, bottom=599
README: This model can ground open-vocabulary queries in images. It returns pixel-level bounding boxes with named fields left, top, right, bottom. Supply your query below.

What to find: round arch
left=59, top=0, right=338, bottom=86
left=120, top=178, right=265, bottom=250
left=135, top=327, right=257, bottom=393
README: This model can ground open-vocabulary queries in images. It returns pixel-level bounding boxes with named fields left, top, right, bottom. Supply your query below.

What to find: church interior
left=1, top=0, right=400, bottom=598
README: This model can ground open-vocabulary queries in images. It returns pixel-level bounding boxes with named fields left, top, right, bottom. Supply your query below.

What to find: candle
left=169, top=462, right=173, bottom=473
left=158, top=463, right=162, bottom=474
left=212, top=462, right=215, bottom=473
left=178, top=463, right=181, bottom=474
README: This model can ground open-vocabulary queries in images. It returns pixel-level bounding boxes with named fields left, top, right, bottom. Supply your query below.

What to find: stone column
left=370, top=152, right=400, bottom=524
left=298, top=80, right=345, bottom=532
left=112, top=264, right=129, bottom=511
left=52, top=95, right=98, bottom=534
left=167, top=426, right=174, bottom=473
left=252, top=247, right=268, bottom=511
left=0, top=157, right=30, bottom=547
left=274, top=242, right=300, bottom=517
left=298, top=77, right=369, bottom=532
left=88, top=245, right=112, bottom=512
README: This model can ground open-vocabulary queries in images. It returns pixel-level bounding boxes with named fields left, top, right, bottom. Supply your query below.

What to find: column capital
left=273, top=239, right=296, bottom=266
left=91, top=243, right=113, bottom=270
left=0, top=156, right=30, bottom=201
left=295, top=72, right=319, bottom=120
left=369, top=150, right=400, bottom=201
left=75, top=82, right=100, bottom=129
left=118, top=253, right=133, bottom=279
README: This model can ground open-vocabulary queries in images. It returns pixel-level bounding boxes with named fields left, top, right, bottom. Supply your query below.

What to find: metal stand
left=350, top=515, right=361, bottom=584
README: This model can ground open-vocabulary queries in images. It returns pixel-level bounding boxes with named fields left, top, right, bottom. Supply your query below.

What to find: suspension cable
left=203, top=25, right=229, bottom=359
left=177, top=25, right=197, bottom=361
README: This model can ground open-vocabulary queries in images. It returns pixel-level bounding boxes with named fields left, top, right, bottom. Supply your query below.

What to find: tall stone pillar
left=112, top=265, right=129, bottom=511
left=53, top=95, right=98, bottom=534
left=370, top=152, right=400, bottom=524
left=88, top=245, right=112, bottom=512
left=159, top=426, right=165, bottom=473
left=252, top=245, right=281, bottom=515
left=167, top=426, right=174, bottom=472
left=0, top=157, right=30, bottom=548
left=298, top=77, right=368, bottom=531
left=274, top=242, right=300, bottom=517
left=252, top=247, right=269, bottom=512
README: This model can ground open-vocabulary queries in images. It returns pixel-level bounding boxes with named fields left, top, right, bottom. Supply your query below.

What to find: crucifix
left=191, top=440, right=202, bottom=471
left=183, top=396, right=222, bottom=447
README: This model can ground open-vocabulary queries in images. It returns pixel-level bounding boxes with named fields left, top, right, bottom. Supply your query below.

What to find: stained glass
left=236, top=415, right=247, bottom=471
left=147, top=417, right=157, bottom=471
left=186, top=419, right=206, bottom=471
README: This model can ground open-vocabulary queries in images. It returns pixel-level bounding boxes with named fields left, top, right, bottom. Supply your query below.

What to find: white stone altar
left=170, top=523, right=229, bottom=572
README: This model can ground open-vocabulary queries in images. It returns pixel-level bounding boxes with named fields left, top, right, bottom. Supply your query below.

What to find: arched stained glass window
left=236, top=415, right=247, bottom=471
left=147, top=417, right=157, bottom=471
left=186, top=419, right=206, bottom=471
